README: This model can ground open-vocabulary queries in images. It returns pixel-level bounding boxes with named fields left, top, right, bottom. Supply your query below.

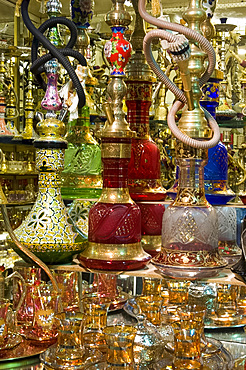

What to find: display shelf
left=52, top=261, right=246, bottom=286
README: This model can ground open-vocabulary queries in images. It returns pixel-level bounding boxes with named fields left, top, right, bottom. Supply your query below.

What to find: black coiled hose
left=21, top=0, right=86, bottom=108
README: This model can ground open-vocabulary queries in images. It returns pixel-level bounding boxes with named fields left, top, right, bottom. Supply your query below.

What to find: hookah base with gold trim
left=76, top=241, right=151, bottom=272
left=12, top=242, right=87, bottom=265
left=152, top=246, right=227, bottom=280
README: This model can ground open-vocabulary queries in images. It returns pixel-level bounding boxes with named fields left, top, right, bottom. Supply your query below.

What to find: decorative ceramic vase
left=104, top=27, right=132, bottom=76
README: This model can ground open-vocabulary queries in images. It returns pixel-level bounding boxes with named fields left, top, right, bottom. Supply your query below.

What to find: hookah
left=77, top=0, right=151, bottom=272
left=214, top=18, right=237, bottom=121
left=61, top=0, right=102, bottom=234
left=5, top=59, right=22, bottom=139
left=7, top=0, right=90, bottom=265
left=125, top=0, right=166, bottom=257
left=0, top=54, right=14, bottom=140
left=138, top=0, right=227, bottom=279
left=22, top=70, right=39, bottom=141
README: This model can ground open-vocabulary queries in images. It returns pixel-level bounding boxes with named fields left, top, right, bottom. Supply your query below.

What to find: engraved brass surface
left=99, top=188, right=134, bottom=204
left=81, top=241, right=149, bottom=261
left=101, top=142, right=132, bottom=158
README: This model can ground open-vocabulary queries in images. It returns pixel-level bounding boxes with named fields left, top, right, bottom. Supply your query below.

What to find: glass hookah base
left=141, top=235, right=162, bottom=257
left=76, top=242, right=151, bottom=271
left=152, top=248, right=228, bottom=279
left=218, top=240, right=242, bottom=268
left=76, top=255, right=151, bottom=272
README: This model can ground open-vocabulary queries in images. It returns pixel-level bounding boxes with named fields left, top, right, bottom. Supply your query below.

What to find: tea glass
left=82, top=293, right=111, bottom=354
left=136, top=294, right=163, bottom=327
left=0, top=298, right=22, bottom=350
left=104, top=325, right=136, bottom=370
left=167, top=280, right=190, bottom=305
left=212, top=283, right=243, bottom=326
left=25, top=284, right=61, bottom=344
left=40, top=311, right=102, bottom=369
left=172, top=305, right=206, bottom=370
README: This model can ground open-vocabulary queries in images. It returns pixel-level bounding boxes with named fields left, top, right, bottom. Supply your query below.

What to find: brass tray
left=0, top=338, right=51, bottom=369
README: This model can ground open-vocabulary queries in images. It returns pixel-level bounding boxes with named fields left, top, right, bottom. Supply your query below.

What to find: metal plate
left=0, top=338, right=51, bottom=368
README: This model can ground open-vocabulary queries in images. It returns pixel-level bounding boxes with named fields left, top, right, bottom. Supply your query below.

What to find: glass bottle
left=61, top=105, right=102, bottom=200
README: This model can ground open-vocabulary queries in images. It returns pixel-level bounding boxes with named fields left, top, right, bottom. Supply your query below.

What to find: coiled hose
left=138, top=0, right=220, bottom=149
left=21, top=0, right=86, bottom=108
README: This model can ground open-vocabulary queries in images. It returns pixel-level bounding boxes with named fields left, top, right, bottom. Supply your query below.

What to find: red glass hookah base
left=128, top=139, right=161, bottom=179
left=88, top=202, right=141, bottom=244
left=138, top=202, right=165, bottom=235
left=78, top=256, right=151, bottom=272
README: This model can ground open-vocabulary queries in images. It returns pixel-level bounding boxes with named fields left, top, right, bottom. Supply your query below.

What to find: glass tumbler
left=82, top=293, right=110, bottom=354
left=104, top=325, right=136, bottom=370
left=172, top=305, right=206, bottom=370
left=25, top=284, right=61, bottom=344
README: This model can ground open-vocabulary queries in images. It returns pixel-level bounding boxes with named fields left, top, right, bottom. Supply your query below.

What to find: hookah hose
left=1, top=204, right=60, bottom=294
left=21, top=0, right=86, bottom=108
left=138, top=0, right=220, bottom=149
